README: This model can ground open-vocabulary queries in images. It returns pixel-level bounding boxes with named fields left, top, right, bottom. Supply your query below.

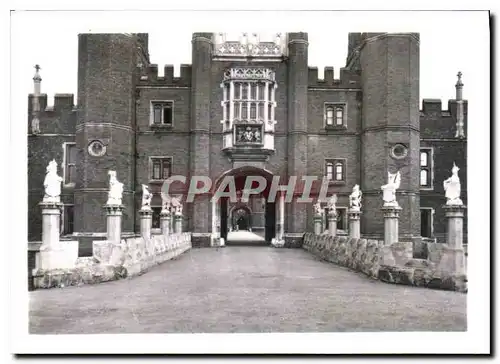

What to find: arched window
left=420, top=149, right=432, bottom=187
left=420, top=151, right=428, bottom=166
left=420, top=170, right=428, bottom=187
left=325, top=162, right=334, bottom=180
left=335, top=162, right=344, bottom=181
left=325, top=159, right=346, bottom=182
left=335, top=107, right=344, bottom=125
left=326, top=107, right=334, bottom=125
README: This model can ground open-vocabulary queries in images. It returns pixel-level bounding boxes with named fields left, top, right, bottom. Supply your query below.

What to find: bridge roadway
left=29, top=246, right=467, bottom=333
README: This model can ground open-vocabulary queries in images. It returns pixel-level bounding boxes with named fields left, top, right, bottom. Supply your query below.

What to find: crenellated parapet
left=420, top=98, right=468, bottom=139
left=138, top=63, right=192, bottom=86
left=308, top=66, right=361, bottom=88
left=27, top=93, right=77, bottom=135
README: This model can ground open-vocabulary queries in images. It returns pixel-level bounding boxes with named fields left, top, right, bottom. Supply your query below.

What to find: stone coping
left=302, top=233, right=467, bottom=293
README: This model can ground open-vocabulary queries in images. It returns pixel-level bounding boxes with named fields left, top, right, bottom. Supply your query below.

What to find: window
left=325, top=104, right=346, bottom=127
left=151, top=101, right=173, bottom=126
left=62, top=205, right=74, bottom=235
left=420, top=149, right=432, bottom=187
left=325, top=159, right=346, bottom=182
left=221, top=68, right=276, bottom=125
left=420, top=208, right=433, bottom=238
left=64, top=143, right=77, bottom=185
left=335, top=107, right=344, bottom=125
left=326, top=107, right=334, bottom=125
left=150, top=157, right=172, bottom=181
left=152, top=207, right=162, bottom=229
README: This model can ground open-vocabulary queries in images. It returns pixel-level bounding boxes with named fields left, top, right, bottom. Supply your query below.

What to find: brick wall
left=27, top=32, right=468, bottom=246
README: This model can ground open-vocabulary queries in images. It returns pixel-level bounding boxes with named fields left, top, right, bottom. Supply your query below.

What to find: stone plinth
left=438, top=204, right=467, bottom=275
left=328, top=211, right=337, bottom=237
left=314, top=215, right=323, bottom=235
left=174, top=214, right=183, bottom=234
left=381, top=206, right=402, bottom=246
left=443, top=205, right=467, bottom=249
left=139, top=208, right=153, bottom=239
left=37, top=202, right=78, bottom=271
left=160, top=211, right=171, bottom=236
left=40, top=201, right=63, bottom=248
left=104, top=205, right=124, bottom=243
left=348, top=209, right=362, bottom=239
left=271, top=237, right=285, bottom=248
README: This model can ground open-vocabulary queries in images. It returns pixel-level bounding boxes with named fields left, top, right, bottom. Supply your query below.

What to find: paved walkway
left=29, top=247, right=466, bottom=334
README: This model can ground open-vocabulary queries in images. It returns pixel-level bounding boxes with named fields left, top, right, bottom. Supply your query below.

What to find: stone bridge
left=29, top=246, right=466, bottom=334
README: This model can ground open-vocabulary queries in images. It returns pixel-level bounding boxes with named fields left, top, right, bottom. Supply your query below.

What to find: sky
left=11, top=10, right=488, bottom=107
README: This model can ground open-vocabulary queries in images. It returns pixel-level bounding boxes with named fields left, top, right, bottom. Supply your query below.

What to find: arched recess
left=212, top=166, right=276, bottom=244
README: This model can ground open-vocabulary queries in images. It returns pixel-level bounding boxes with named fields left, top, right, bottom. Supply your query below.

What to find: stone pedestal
left=438, top=204, right=467, bottom=275
left=348, top=209, right=362, bottom=239
left=211, top=200, right=221, bottom=247
left=174, top=214, right=183, bottom=234
left=328, top=211, right=337, bottom=237
left=272, top=193, right=286, bottom=247
left=40, top=201, right=63, bottom=249
left=381, top=206, right=402, bottom=246
left=314, top=215, right=323, bottom=235
left=139, top=208, right=153, bottom=240
left=160, top=211, right=171, bottom=236
left=37, top=202, right=78, bottom=270
left=105, top=205, right=124, bottom=243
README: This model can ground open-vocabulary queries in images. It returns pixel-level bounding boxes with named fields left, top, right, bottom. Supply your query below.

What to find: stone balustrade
left=32, top=233, right=192, bottom=289
left=302, top=233, right=467, bottom=293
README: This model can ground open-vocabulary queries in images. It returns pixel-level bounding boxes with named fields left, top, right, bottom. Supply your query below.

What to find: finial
left=456, top=71, right=463, bottom=87
left=33, top=64, right=42, bottom=82
left=455, top=71, right=464, bottom=101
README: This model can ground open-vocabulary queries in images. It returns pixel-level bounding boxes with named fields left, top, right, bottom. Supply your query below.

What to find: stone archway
left=230, top=205, right=252, bottom=231
left=212, top=166, right=277, bottom=244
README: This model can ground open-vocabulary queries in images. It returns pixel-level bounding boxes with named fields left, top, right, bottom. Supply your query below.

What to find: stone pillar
left=271, top=193, right=285, bottom=247
left=381, top=206, right=401, bottom=246
left=314, top=214, right=323, bottom=235
left=211, top=199, right=221, bottom=247
left=160, top=211, right=171, bottom=236
left=174, top=213, right=183, bottom=234
left=328, top=210, right=337, bottom=237
left=36, top=201, right=78, bottom=274
left=139, top=208, right=153, bottom=240
left=105, top=205, right=124, bottom=243
left=348, top=209, right=362, bottom=239
left=439, top=205, right=467, bottom=275
left=40, top=202, right=63, bottom=249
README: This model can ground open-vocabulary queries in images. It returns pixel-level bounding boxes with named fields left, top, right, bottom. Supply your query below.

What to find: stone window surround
left=324, top=158, right=347, bottom=184
left=420, top=207, right=435, bottom=238
left=149, top=100, right=174, bottom=127
left=148, top=156, right=173, bottom=183
left=419, top=147, right=434, bottom=190
left=324, top=102, right=347, bottom=129
left=220, top=68, right=277, bottom=132
left=62, top=141, right=76, bottom=188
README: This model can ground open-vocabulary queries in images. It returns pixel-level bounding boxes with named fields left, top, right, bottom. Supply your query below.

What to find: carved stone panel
left=234, top=124, right=263, bottom=145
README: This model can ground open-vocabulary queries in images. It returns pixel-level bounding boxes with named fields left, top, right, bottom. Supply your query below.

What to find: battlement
left=420, top=98, right=468, bottom=116
left=28, top=93, right=76, bottom=114
left=308, top=66, right=361, bottom=88
left=420, top=98, right=468, bottom=139
left=27, top=93, right=77, bottom=135
left=139, top=64, right=192, bottom=86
